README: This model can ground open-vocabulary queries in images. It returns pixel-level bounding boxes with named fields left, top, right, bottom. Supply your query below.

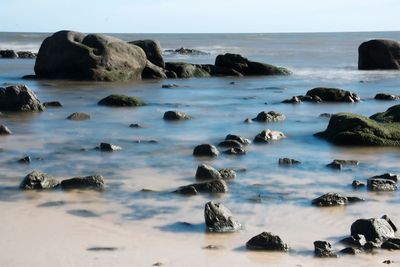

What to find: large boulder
left=0, top=85, right=44, bottom=111
left=315, top=111, right=400, bottom=146
left=141, top=60, right=168, bottom=79
left=195, top=164, right=222, bottom=180
left=358, top=39, right=400, bottom=70
left=306, top=88, right=360, bottom=103
left=129, top=40, right=164, bottom=68
left=34, top=31, right=147, bottom=81
left=204, top=201, right=241, bottom=232
left=20, top=170, right=60, bottom=190
left=215, top=53, right=290, bottom=76
left=350, top=216, right=397, bottom=241
left=165, top=62, right=210, bottom=78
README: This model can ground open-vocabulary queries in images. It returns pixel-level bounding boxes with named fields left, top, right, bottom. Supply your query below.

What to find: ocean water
left=1, top=31, right=400, bottom=266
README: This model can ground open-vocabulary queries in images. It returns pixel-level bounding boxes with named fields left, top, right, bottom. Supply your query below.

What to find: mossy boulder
left=98, top=94, right=144, bottom=107
left=316, top=107, right=400, bottom=146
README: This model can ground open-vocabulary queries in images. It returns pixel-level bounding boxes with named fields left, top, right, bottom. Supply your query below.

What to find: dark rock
left=129, top=40, right=164, bottom=68
left=87, top=247, right=119, bottom=252
left=314, top=241, right=337, bottom=258
left=367, top=178, right=397, bottom=191
left=17, top=51, right=36, bottom=59
left=340, top=247, right=361, bottom=255
left=161, top=84, right=179, bottom=88
left=278, top=158, right=301, bottom=165
left=165, top=62, right=210, bottom=78
left=174, top=179, right=228, bottom=194
left=20, top=170, right=60, bottom=190
left=199, top=64, right=242, bottom=77
left=193, top=144, right=219, bottom=157
left=244, top=118, right=253, bottom=123
left=223, top=147, right=246, bottom=155
left=375, top=93, right=400, bottom=101
left=0, top=50, right=18, bottom=58
left=252, top=111, right=286, bottom=122
left=383, top=260, right=395, bottom=264
left=306, top=88, right=360, bottom=103
left=66, top=112, right=90, bottom=121
left=371, top=173, right=398, bottom=183
left=364, top=240, right=382, bottom=251
left=315, top=111, right=400, bottom=146
left=0, top=125, right=12, bottom=135
left=320, top=113, right=332, bottom=118
left=129, top=123, right=142, bottom=128
left=163, top=110, right=191, bottom=120
left=326, top=159, right=359, bottom=170
left=215, top=53, right=290, bottom=76
left=351, top=216, right=397, bottom=241
left=99, top=142, right=122, bottom=152
left=352, top=180, right=366, bottom=188
left=61, top=175, right=105, bottom=190
left=370, top=104, right=400, bottom=123
left=358, top=39, right=400, bottom=70
left=246, top=232, right=288, bottom=251
left=141, top=60, right=167, bottom=79
left=35, top=31, right=147, bottom=81
left=195, top=164, right=222, bottom=180
left=43, top=101, right=62, bottom=107
left=165, top=71, right=178, bottom=79
left=165, top=47, right=209, bottom=56
left=218, top=139, right=243, bottom=148
left=98, top=94, right=144, bottom=107
left=282, top=96, right=302, bottom=104
left=312, top=192, right=363, bottom=207
left=218, top=168, right=236, bottom=180
left=204, top=201, right=241, bottom=232
left=382, top=238, right=400, bottom=250
left=18, top=156, right=31, bottom=164
left=253, top=129, right=285, bottom=143
left=0, top=85, right=44, bottom=111
left=225, top=134, right=251, bottom=145
left=340, top=234, right=367, bottom=247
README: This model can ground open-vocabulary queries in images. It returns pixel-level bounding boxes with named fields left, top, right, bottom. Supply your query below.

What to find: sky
left=1, top=0, right=399, bottom=33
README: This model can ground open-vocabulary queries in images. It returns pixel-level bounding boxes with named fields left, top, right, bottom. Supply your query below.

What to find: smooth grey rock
left=163, top=110, right=191, bottom=120
left=306, top=88, right=360, bottom=103
left=98, top=94, right=144, bottom=107
left=375, top=93, right=400, bottom=101
left=0, top=85, right=44, bottom=111
left=204, top=201, right=241, bottom=232
left=193, top=144, right=219, bottom=157
left=358, top=39, right=400, bottom=70
left=66, top=112, right=90, bottom=121
left=129, top=39, right=165, bottom=68
left=195, top=164, right=222, bottom=180
left=218, top=139, right=243, bottom=148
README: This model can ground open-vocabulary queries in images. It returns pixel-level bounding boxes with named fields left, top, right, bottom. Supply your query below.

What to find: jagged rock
left=61, top=175, right=105, bottom=190
left=351, top=215, right=397, bottom=241
left=278, top=158, right=301, bottom=165
left=0, top=85, right=44, bottom=111
left=195, top=164, right=222, bottom=180
left=0, top=125, right=12, bottom=135
left=253, top=129, right=285, bottom=143
left=174, top=179, right=228, bottom=194
left=252, top=111, right=286, bottom=122
left=17, top=51, right=36, bottom=59
left=314, top=241, right=337, bottom=257
left=98, top=94, right=144, bottom=107
left=218, top=168, right=236, bottom=180
left=165, top=47, right=209, bottom=56
left=66, top=112, right=90, bottom=121
left=204, top=201, right=241, bottom=232
left=20, top=170, right=60, bottom=190
left=163, top=110, right=191, bottom=120
left=246, top=232, right=288, bottom=251
left=193, top=144, right=219, bottom=157
left=367, top=173, right=398, bottom=191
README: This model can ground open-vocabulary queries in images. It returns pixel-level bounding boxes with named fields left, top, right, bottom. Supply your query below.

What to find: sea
left=0, top=31, right=400, bottom=267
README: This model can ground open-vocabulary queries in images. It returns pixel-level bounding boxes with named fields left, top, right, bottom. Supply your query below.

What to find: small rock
left=314, top=241, right=337, bottom=258
left=129, top=123, right=142, bottom=128
left=152, top=262, right=164, bottom=266
left=43, top=101, right=62, bottom=107
left=193, top=144, right=219, bottom=157
left=0, top=125, right=12, bottom=135
left=18, top=156, right=31, bottom=164
left=252, top=111, right=286, bottom=122
left=98, top=94, right=144, bottom=107
left=352, top=180, right=365, bottom=188
left=174, top=179, right=228, bottom=194
left=326, top=159, right=359, bottom=170
left=61, top=175, right=105, bottom=190
left=246, top=232, right=288, bottom=252
left=319, top=113, right=332, bottom=118
left=87, top=247, right=119, bottom=251
left=20, top=170, right=60, bottom=190
left=99, top=143, right=122, bottom=152
left=225, top=134, right=251, bottom=145
left=223, top=147, right=246, bottom=155
left=67, top=112, right=90, bottom=121
left=195, top=164, right=222, bottom=180
left=204, top=201, right=241, bottom=232
left=253, top=129, right=285, bottom=143
left=163, top=110, right=191, bottom=120
left=371, top=173, right=398, bottom=182
left=243, top=118, right=253, bottom=123
left=203, top=245, right=221, bottom=250
left=278, top=158, right=301, bottom=165
left=375, top=93, right=400, bottom=101
left=218, top=168, right=236, bottom=180
left=162, top=84, right=179, bottom=88
left=282, top=96, right=301, bottom=104
left=218, top=139, right=243, bottom=148
left=383, top=260, right=395, bottom=264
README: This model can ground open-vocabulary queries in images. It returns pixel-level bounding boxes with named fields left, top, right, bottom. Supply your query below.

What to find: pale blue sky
left=1, top=0, right=399, bottom=33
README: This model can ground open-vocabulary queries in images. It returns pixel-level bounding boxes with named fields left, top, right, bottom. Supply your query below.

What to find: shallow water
left=1, top=32, right=400, bottom=266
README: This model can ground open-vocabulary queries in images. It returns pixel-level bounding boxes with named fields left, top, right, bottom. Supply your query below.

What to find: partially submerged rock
left=253, top=129, right=285, bottom=143
left=195, top=164, right=222, bottom=180
left=193, top=144, right=219, bottom=157
left=382, top=238, right=400, bottom=250
left=163, top=110, right=191, bottom=120
left=165, top=62, right=210, bottom=78
left=246, top=232, right=288, bottom=252
left=358, top=39, right=400, bottom=70
left=252, top=111, right=286, bottom=122
left=367, top=173, right=398, bottom=191
left=99, top=142, right=122, bottom=152
left=0, top=50, right=18, bottom=58
left=18, top=156, right=31, bottom=164
left=326, top=159, right=359, bottom=170
left=314, top=241, right=337, bottom=258
left=0, top=125, right=12, bottom=135
left=67, top=112, right=90, bottom=121
left=218, top=139, right=243, bottom=148
left=43, top=101, right=62, bottom=107
left=17, top=51, right=36, bottom=59
left=0, top=85, right=44, bottom=111
left=375, top=93, right=400, bottom=101
left=61, top=175, right=105, bottom=190
left=306, top=88, right=360, bottom=103
left=350, top=215, right=397, bottom=241
left=174, top=179, right=228, bottom=195
left=98, top=94, right=144, bottom=107
left=312, top=193, right=363, bottom=207
left=278, top=158, right=301, bottom=165
left=20, top=170, right=60, bottom=190
left=204, top=201, right=241, bottom=232
left=224, top=134, right=251, bottom=145
left=165, top=47, right=209, bottom=56
left=223, top=147, right=246, bottom=155
left=370, top=104, right=400, bottom=123
left=219, top=168, right=236, bottom=180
